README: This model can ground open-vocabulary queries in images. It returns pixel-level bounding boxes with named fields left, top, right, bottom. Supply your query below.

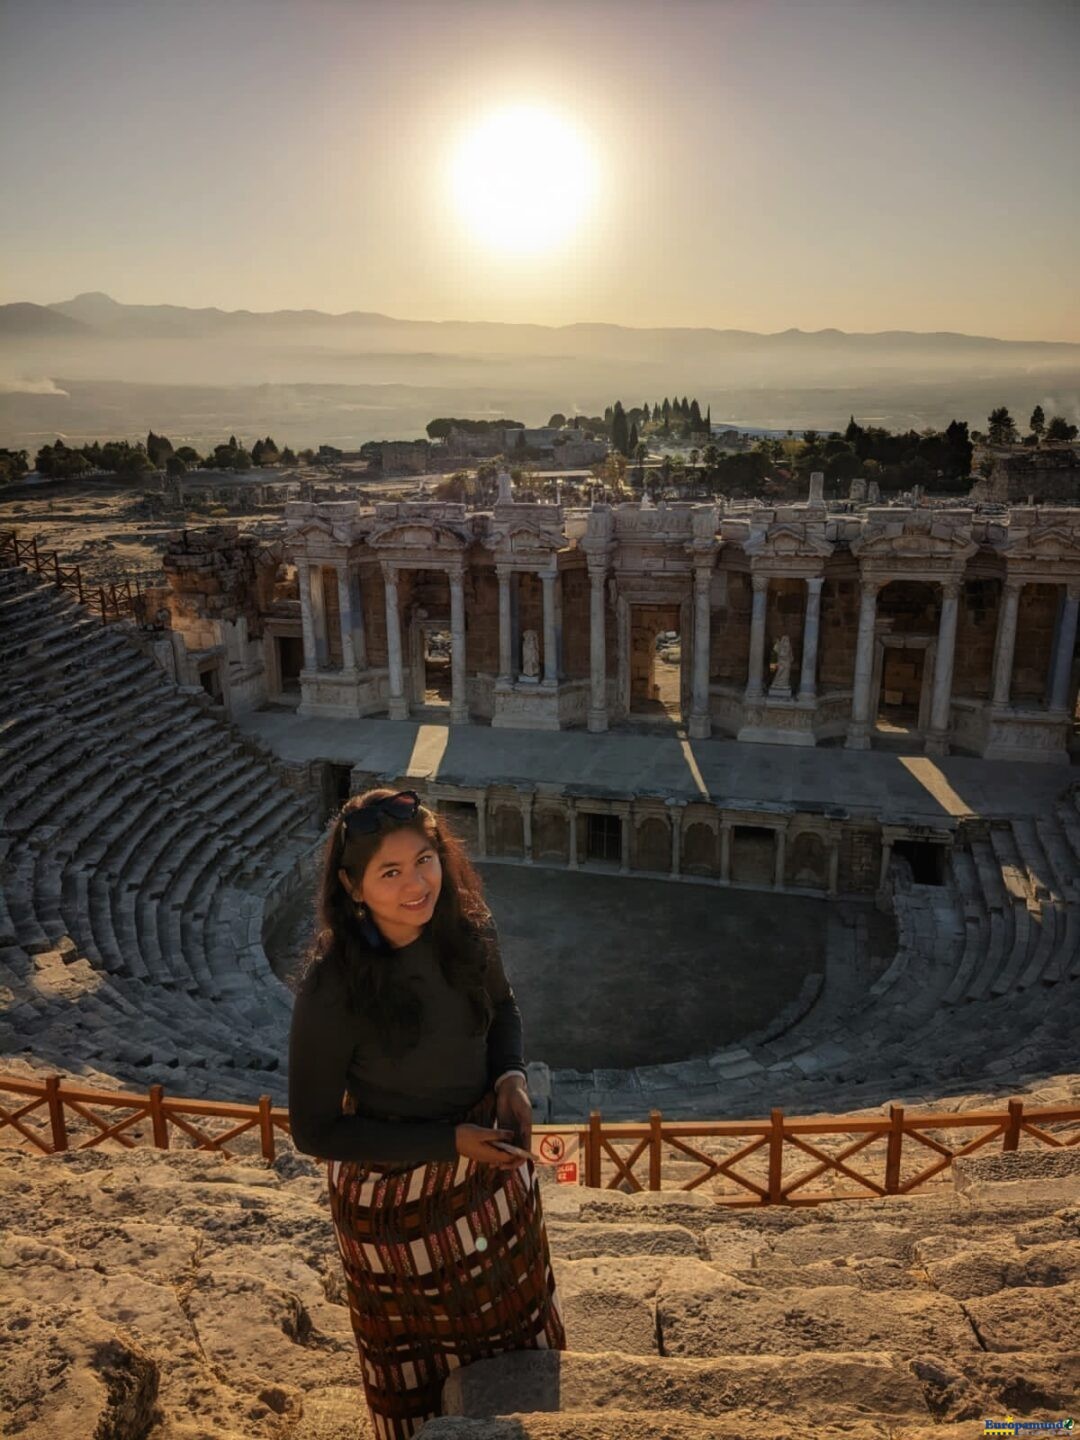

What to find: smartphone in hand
left=491, top=1139, right=555, bottom=1164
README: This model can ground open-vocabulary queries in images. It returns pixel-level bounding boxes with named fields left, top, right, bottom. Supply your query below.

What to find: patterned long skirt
left=326, top=1085, right=567, bottom=1439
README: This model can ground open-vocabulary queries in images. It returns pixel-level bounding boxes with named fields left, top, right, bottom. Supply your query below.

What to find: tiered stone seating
left=0, top=562, right=320, bottom=1101
left=2, top=1128, right=1076, bottom=1437
left=549, top=810, right=1080, bottom=1129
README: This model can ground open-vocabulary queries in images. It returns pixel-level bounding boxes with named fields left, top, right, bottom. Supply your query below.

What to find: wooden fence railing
left=0, top=528, right=164, bottom=626
left=1, top=1073, right=1076, bottom=1203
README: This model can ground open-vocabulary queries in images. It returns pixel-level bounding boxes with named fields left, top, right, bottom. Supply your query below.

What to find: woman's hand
left=454, top=1122, right=529, bottom=1169
left=495, top=1074, right=532, bottom=1156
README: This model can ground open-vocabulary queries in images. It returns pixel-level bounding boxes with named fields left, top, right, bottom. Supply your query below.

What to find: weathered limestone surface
left=2, top=1146, right=1076, bottom=1438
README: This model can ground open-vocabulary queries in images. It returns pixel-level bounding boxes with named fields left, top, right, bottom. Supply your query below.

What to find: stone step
left=442, top=1348, right=931, bottom=1427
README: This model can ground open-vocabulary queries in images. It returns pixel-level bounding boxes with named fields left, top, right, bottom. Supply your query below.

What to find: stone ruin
left=2, top=476, right=1079, bottom=1435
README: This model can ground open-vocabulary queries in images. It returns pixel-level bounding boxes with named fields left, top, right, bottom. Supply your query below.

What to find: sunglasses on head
left=339, top=790, right=423, bottom=843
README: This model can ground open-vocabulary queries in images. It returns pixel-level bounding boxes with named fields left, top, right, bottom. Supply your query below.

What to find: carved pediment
left=366, top=521, right=469, bottom=551
left=850, top=513, right=977, bottom=561
left=285, top=516, right=356, bottom=548
left=482, top=520, right=565, bottom=554
left=1000, top=523, right=1080, bottom=560
left=286, top=517, right=336, bottom=541
left=743, top=521, right=834, bottom=560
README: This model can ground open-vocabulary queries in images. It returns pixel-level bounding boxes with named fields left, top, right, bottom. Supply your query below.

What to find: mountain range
left=1, top=293, right=1078, bottom=451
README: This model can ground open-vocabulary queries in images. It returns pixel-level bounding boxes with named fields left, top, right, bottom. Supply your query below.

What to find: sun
left=448, top=103, right=598, bottom=257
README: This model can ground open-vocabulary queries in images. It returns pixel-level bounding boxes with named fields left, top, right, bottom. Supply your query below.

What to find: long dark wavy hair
left=294, top=788, right=497, bottom=1059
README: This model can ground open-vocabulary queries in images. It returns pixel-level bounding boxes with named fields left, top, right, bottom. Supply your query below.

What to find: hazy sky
left=2, top=0, right=1077, bottom=340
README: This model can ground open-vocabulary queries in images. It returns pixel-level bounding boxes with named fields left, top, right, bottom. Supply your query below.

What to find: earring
left=354, top=896, right=366, bottom=920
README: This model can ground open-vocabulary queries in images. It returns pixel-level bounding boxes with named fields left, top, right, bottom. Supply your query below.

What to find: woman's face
left=340, top=825, right=443, bottom=946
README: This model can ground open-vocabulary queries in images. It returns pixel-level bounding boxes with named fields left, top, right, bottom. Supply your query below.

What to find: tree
left=689, top=399, right=702, bottom=430
left=628, top=421, right=638, bottom=455
left=146, top=430, right=174, bottom=467
left=612, top=401, right=629, bottom=457
left=165, top=454, right=188, bottom=477
left=1046, top=416, right=1079, bottom=441
left=0, top=447, right=29, bottom=485
left=642, top=403, right=651, bottom=423
left=547, top=412, right=567, bottom=428
left=987, top=407, right=1018, bottom=445
left=943, top=420, right=972, bottom=479
left=1030, top=405, right=1046, bottom=442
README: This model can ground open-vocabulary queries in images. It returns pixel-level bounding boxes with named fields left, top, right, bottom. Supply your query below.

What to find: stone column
left=588, top=566, right=608, bottom=732
left=879, top=836, right=894, bottom=889
left=381, top=561, right=407, bottom=720
left=619, top=808, right=630, bottom=874
left=991, top=579, right=1022, bottom=707
left=350, top=565, right=368, bottom=670
left=309, top=563, right=329, bottom=668
left=521, top=793, right=533, bottom=863
left=449, top=566, right=468, bottom=724
left=827, top=838, right=840, bottom=896
left=689, top=564, right=712, bottom=738
left=496, top=566, right=513, bottom=684
left=773, top=828, right=786, bottom=889
left=1048, top=582, right=1080, bottom=712
left=926, top=576, right=962, bottom=752
left=799, top=575, right=825, bottom=701
left=297, top=558, right=318, bottom=673
left=720, top=821, right=732, bottom=882
left=744, top=573, right=769, bottom=700
left=845, top=576, right=881, bottom=749
left=476, top=797, right=487, bottom=857
left=567, top=800, right=578, bottom=870
left=541, top=569, right=558, bottom=687
left=670, top=806, right=681, bottom=878
left=336, top=562, right=357, bottom=673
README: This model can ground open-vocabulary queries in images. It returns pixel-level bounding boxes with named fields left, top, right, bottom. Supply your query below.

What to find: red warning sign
left=538, top=1131, right=580, bottom=1184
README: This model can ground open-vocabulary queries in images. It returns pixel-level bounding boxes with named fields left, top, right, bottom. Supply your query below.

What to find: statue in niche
left=521, top=628, right=540, bottom=680
left=770, top=633, right=793, bottom=695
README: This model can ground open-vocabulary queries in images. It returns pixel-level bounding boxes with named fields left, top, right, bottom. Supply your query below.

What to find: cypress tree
left=612, top=401, right=629, bottom=456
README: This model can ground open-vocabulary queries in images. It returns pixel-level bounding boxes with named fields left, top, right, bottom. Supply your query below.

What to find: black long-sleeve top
left=287, top=912, right=526, bottom=1164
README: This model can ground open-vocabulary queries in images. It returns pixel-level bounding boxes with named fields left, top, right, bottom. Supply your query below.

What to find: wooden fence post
left=45, top=1075, right=68, bottom=1152
left=149, top=1084, right=169, bottom=1149
left=258, top=1095, right=275, bottom=1160
left=649, top=1109, right=662, bottom=1191
left=768, top=1107, right=784, bottom=1204
left=1004, top=1097, right=1023, bottom=1151
left=587, top=1110, right=602, bottom=1189
left=884, top=1103, right=904, bottom=1193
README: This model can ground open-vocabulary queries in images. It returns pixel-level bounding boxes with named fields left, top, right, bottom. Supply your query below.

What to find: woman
left=288, top=787, right=566, bottom=1439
